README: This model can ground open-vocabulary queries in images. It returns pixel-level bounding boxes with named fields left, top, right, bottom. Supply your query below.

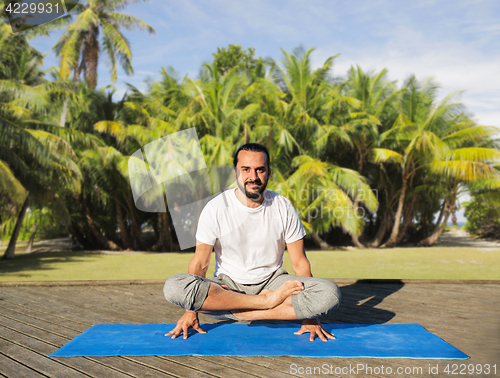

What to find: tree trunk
left=395, top=195, right=418, bottom=245
left=116, top=198, right=131, bottom=249
left=83, top=198, right=120, bottom=251
left=418, top=200, right=454, bottom=247
left=24, top=224, right=38, bottom=254
left=434, top=199, right=446, bottom=231
left=311, top=232, right=334, bottom=250
left=85, top=27, right=99, bottom=90
left=152, top=212, right=174, bottom=252
left=367, top=209, right=390, bottom=248
left=73, top=56, right=80, bottom=82
left=125, top=195, right=143, bottom=250
left=381, top=176, right=408, bottom=248
left=59, top=99, right=69, bottom=127
left=2, top=193, right=30, bottom=260
left=152, top=215, right=159, bottom=238
left=351, top=156, right=366, bottom=248
left=351, top=184, right=365, bottom=249
left=69, top=221, right=95, bottom=250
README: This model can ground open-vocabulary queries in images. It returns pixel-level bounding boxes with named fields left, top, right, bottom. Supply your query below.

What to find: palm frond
left=369, top=148, right=403, bottom=165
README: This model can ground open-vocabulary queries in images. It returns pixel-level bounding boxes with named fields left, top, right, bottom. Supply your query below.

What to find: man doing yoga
left=163, top=143, right=341, bottom=341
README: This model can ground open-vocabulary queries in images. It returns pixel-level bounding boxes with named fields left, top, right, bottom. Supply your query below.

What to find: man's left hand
left=294, top=319, right=336, bottom=342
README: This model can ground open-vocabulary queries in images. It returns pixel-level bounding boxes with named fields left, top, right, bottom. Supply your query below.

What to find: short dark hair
left=233, top=143, right=270, bottom=169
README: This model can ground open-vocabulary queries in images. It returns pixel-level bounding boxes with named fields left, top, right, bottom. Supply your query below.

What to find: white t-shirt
left=195, top=188, right=306, bottom=284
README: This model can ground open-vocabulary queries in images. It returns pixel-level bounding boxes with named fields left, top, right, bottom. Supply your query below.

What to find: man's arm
left=286, top=238, right=336, bottom=342
left=286, top=238, right=312, bottom=277
left=165, top=241, right=213, bottom=339
left=188, top=241, right=213, bottom=277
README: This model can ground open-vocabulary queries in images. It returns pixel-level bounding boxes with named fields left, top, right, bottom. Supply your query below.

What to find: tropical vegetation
left=464, top=188, right=500, bottom=239
left=1, top=1, right=499, bottom=259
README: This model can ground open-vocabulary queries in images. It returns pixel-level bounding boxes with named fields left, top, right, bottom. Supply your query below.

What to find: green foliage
left=2, top=18, right=499, bottom=254
left=212, top=44, right=259, bottom=75
left=2, top=207, right=67, bottom=241
left=45, top=0, right=155, bottom=88
left=463, top=191, right=500, bottom=239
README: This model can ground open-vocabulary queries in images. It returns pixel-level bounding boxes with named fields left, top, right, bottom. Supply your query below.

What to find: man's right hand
left=164, top=310, right=206, bottom=339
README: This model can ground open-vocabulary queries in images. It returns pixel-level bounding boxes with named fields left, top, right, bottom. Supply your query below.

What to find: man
left=164, top=143, right=341, bottom=341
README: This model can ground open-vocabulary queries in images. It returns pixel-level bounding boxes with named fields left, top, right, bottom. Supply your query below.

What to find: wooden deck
left=0, top=280, right=498, bottom=378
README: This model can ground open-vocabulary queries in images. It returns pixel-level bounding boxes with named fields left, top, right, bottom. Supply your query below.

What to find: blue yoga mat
left=50, top=323, right=468, bottom=359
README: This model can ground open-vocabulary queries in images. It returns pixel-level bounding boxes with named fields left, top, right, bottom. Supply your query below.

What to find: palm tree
left=372, top=77, right=500, bottom=247
left=0, top=161, right=27, bottom=248
left=268, top=155, right=378, bottom=249
left=271, top=47, right=338, bottom=156
left=94, top=85, right=181, bottom=251
left=50, top=0, right=155, bottom=89
left=417, top=141, right=500, bottom=246
left=340, top=66, right=399, bottom=248
left=0, top=21, right=81, bottom=258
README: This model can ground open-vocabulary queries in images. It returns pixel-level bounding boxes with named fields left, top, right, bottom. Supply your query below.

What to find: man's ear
left=233, top=167, right=238, bottom=181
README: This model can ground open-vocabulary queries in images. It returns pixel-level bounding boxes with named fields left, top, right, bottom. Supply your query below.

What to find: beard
left=238, top=178, right=268, bottom=200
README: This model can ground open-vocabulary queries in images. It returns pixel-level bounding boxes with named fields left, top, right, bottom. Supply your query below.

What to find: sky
left=30, top=0, right=500, bottom=222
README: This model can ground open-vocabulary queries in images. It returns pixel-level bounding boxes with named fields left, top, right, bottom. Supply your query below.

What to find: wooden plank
left=50, top=286, right=173, bottom=323
left=7, top=287, right=146, bottom=324
left=0, top=337, right=89, bottom=378
left=164, top=356, right=263, bottom=378
left=1, top=283, right=498, bottom=378
left=371, top=282, right=500, bottom=300
left=198, top=356, right=299, bottom=378
left=0, top=300, right=89, bottom=332
left=365, top=287, right=500, bottom=313
left=24, top=286, right=166, bottom=324
left=48, top=357, right=135, bottom=378
left=0, top=324, right=134, bottom=378
left=87, top=357, right=175, bottom=378
left=333, top=299, right=499, bottom=331
left=90, top=285, right=177, bottom=316
left=89, top=285, right=209, bottom=325
left=0, top=308, right=81, bottom=338
left=127, top=356, right=218, bottom=378
left=367, top=283, right=500, bottom=310
left=235, top=357, right=319, bottom=378
left=0, top=288, right=113, bottom=325
left=0, top=316, right=70, bottom=347
left=281, top=356, right=434, bottom=378
left=0, top=352, right=48, bottom=378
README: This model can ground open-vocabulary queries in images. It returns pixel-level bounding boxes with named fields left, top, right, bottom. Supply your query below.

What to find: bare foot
left=259, top=280, right=304, bottom=309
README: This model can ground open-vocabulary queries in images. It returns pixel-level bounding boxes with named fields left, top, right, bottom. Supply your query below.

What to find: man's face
left=233, top=150, right=271, bottom=201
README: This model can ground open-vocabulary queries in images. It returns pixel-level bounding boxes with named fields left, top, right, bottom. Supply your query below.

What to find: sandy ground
left=434, top=228, right=500, bottom=250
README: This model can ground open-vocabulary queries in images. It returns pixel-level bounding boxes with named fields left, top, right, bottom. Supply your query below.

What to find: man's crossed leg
left=163, top=267, right=341, bottom=340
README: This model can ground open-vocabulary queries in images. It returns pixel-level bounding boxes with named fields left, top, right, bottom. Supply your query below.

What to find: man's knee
left=163, top=274, right=186, bottom=304
left=294, top=278, right=341, bottom=319
left=318, top=279, right=341, bottom=312
left=163, top=274, right=210, bottom=311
